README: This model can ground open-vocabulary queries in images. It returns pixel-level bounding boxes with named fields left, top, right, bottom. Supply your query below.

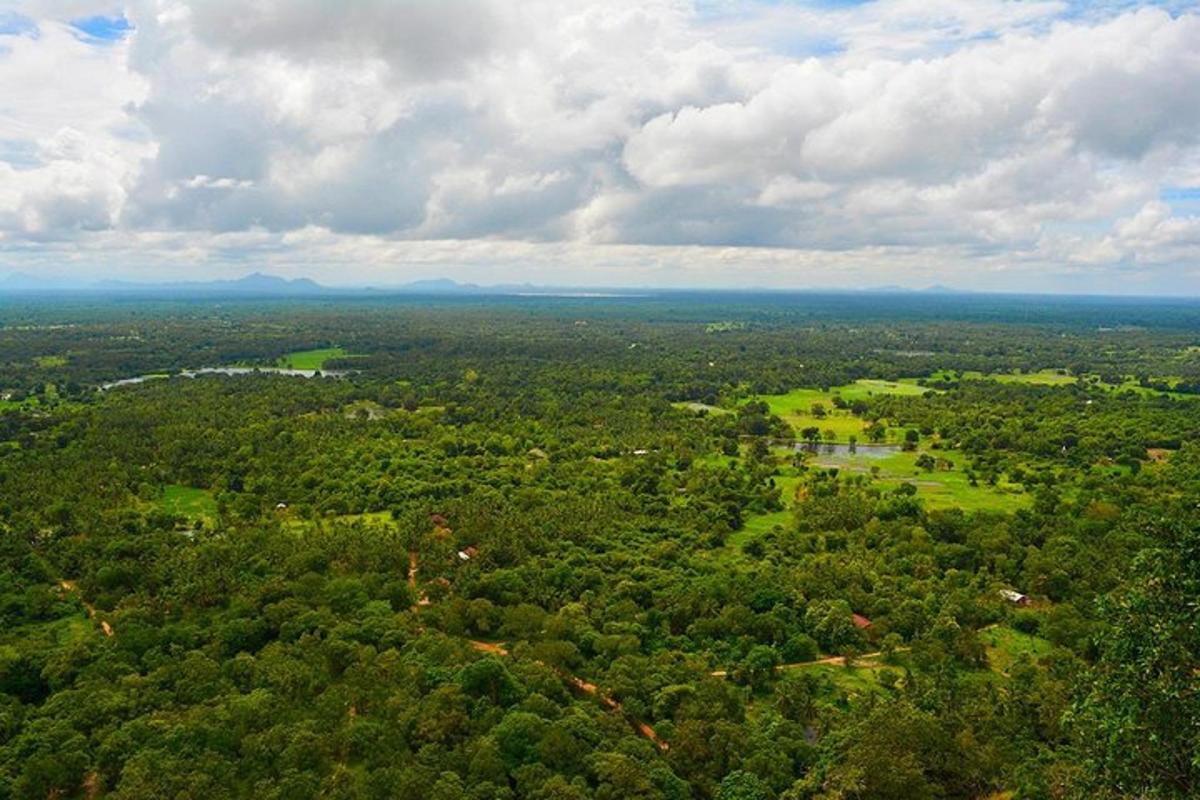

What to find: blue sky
left=0, top=0, right=1198, bottom=293
left=70, top=14, right=131, bottom=42
left=0, top=10, right=36, bottom=37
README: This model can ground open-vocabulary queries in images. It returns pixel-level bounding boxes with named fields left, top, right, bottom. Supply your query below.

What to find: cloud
left=185, top=0, right=510, bottom=81
left=617, top=9, right=1200, bottom=249
left=0, top=17, right=148, bottom=237
left=0, top=1, right=1198, bottom=292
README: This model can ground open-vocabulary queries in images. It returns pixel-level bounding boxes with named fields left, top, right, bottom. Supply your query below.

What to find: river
left=99, top=366, right=348, bottom=390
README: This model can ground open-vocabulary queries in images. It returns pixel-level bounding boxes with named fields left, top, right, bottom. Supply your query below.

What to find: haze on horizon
left=1, top=1, right=1199, bottom=295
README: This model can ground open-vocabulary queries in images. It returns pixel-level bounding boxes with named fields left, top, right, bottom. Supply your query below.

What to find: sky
left=0, top=1, right=1199, bottom=293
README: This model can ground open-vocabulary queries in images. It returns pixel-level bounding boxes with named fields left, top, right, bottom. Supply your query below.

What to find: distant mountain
left=1, top=271, right=333, bottom=295
left=1, top=272, right=85, bottom=291
left=857, top=283, right=969, bottom=294
left=387, top=278, right=483, bottom=294
left=0, top=272, right=510, bottom=296
left=93, top=272, right=328, bottom=295
left=1, top=273, right=973, bottom=298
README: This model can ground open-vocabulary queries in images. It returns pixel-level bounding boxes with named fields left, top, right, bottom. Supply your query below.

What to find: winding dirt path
left=409, top=551, right=432, bottom=607
left=464, top=639, right=668, bottom=750
left=468, top=640, right=509, bottom=656
left=413, top=549, right=668, bottom=751
left=58, top=580, right=112, bottom=637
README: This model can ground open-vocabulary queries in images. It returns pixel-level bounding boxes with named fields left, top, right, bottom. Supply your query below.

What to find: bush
left=1011, top=610, right=1041, bottom=635
left=781, top=634, right=819, bottom=663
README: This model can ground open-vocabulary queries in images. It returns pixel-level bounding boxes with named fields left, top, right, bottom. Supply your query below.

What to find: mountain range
left=0, top=271, right=970, bottom=297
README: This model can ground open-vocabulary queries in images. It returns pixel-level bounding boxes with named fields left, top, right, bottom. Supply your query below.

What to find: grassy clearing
left=804, top=661, right=896, bottom=695
left=992, top=369, right=1075, bottom=386
left=1, top=615, right=98, bottom=655
left=158, top=485, right=217, bottom=520
left=835, top=379, right=931, bottom=400
left=934, top=369, right=1197, bottom=399
left=728, top=470, right=804, bottom=552
left=806, top=447, right=1029, bottom=512
left=929, top=368, right=1076, bottom=386
left=1102, top=377, right=1194, bottom=399
left=733, top=509, right=791, bottom=544
left=753, top=380, right=934, bottom=442
left=691, top=451, right=740, bottom=469
left=334, top=511, right=394, bottom=525
left=34, top=355, right=67, bottom=368
left=279, top=510, right=398, bottom=533
left=673, top=401, right=732, bottom=415
left=275, top=347, right=358, bottom=370
left=980, top=626, right=1054, bottom=673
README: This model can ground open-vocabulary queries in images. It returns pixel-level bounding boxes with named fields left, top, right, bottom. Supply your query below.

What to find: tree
left=736, top=645, right=782, bottom=691
left=716, top=770, right=773, bottom=800
left=1071, top=519, right=1200, bottom=799
left=775, top=672, right=820, bottom=724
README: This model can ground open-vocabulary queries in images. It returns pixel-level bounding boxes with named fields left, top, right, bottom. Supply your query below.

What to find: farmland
left=155, top=484, right=218, bottom=521
left=274, top=346, right=357, bottom=370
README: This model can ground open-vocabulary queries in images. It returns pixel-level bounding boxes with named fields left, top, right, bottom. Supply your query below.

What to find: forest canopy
left=0, top=291, right=1197, bottom=799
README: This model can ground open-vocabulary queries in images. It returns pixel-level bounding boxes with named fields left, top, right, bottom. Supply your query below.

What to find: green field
left=34, top=355, right=67, bottom=368
left=806, top=447, right=1029, bottom=512
left=1102, top=377, right=1194, bottom=399
left=730, top=470, right=804, bottom=549
left=932, top=368, right=1196, bottom=399
left=802, top=660, right=897, bottom=696
left=931, top=368, right=1077, bottom=386
left=157, top=485, right=218, bottom=520
left=736, top=509, right=792, bottom=541
left=735, top=444, right=1027, bottom=545
left=992, top=369, right=1074, bottom=386
left=753, top=380, right=934, bottom=442
left=980, top=626, right=1054, bottom=673
left=275, top=347, right=355, bottom=370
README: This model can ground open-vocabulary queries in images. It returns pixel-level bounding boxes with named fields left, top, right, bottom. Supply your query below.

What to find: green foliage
left=0, top=294, right=1196, bottom=798
left=1071, top=520, right=1200, bottom=799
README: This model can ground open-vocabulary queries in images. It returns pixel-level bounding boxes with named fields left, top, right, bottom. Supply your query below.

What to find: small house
left=457, top=545, right=478, bottom=562
left=275, top=502, right=288, bottom=511
left=999, top=589, right=1030, bottom=606
left=852, top=613, right=873, bottom=630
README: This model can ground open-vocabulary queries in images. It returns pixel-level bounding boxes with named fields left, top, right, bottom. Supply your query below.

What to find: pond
left=786, top=442, right=901, bottom=459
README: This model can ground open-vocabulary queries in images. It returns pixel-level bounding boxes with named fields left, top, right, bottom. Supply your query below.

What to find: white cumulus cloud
left=0, top=0, right=1197, bottom=292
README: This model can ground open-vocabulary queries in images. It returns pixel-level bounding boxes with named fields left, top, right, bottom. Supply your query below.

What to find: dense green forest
left=0, top=292, right=1197, bottom=799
